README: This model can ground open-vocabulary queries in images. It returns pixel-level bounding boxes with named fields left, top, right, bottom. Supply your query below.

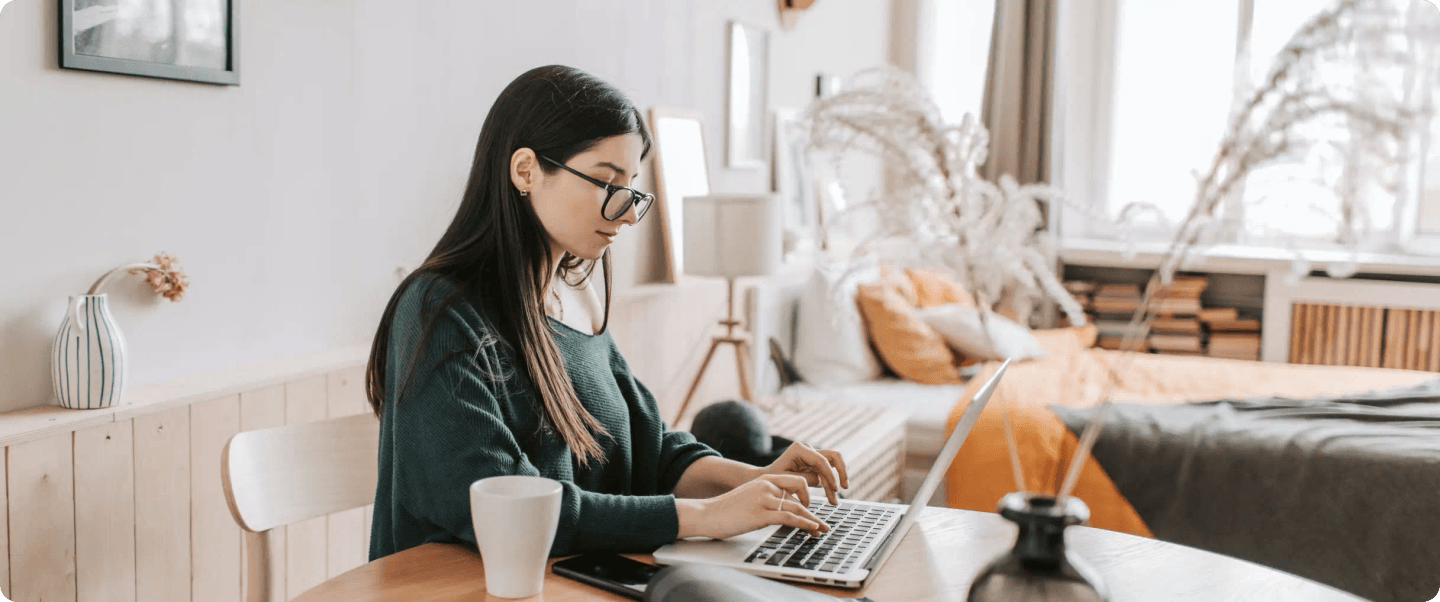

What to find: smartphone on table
left=552, top=553, right=663, bottom=600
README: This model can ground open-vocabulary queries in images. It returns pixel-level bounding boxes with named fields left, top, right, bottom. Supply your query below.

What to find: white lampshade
left=683, top=194, right=783, bottom=278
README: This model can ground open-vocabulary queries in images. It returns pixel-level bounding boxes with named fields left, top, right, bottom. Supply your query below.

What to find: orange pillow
left=855, top=276, right=962, bottom=385
left=879, top=266, right=920, bottom=305
left=905, top=268, right=975, bottom=309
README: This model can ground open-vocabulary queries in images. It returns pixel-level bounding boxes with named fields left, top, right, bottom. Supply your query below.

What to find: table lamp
left=672, top=193, right=783, bottom=425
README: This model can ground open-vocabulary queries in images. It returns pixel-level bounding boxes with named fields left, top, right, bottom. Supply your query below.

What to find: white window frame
left=1053, top=0, right=1438, bottom=257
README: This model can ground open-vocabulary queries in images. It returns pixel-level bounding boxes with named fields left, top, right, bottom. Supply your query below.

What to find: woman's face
left=518, top=134, right=645, bottom=261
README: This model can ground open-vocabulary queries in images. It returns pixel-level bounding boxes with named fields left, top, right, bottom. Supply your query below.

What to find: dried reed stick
left=1000, top=400, right=1028, bottom=495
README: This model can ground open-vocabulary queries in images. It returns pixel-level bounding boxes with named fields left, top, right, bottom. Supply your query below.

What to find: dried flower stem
left=84, top=252, right=190, bottom=301
left=86, top=263, right=159, bottom=296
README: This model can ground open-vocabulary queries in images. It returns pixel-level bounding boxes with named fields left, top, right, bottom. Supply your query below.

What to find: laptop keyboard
left=742, top=499, right=898, bottom=573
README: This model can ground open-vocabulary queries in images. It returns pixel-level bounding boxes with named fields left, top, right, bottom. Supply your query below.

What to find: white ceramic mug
left=470, top=475, right=563, bottom=598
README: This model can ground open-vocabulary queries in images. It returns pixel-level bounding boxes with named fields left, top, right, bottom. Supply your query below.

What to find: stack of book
left=1146, top=275, right=1207, bottom=316
left=1085, top=283, right=1145, bottom=351
left=1061, top=276, right=1263, bottom=361
left=1089, top=283, right=1142, bottom=314
left=1204, top=307, right=1262, bottom=360
left=1148, top=315, right=1203, bottom=355
left=1145, top=276, right=1207, bottom=355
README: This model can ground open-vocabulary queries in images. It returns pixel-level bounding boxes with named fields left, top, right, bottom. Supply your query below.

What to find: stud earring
left=519, top=190, right=529, bottom=197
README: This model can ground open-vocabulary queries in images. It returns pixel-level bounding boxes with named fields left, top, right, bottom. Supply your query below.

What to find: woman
left=365, top=65, right=848, bottom=560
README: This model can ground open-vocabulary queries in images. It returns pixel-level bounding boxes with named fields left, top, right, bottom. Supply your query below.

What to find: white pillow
left=916, top=303, right=1046, bottom=362
left=792, top=261, right=884, bottom=384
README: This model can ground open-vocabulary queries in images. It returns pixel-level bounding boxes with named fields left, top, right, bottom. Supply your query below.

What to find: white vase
left=52, top=294, right=128, bottom=410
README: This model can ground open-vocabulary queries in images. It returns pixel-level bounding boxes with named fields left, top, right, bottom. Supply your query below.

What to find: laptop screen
left=862, top=358, right=1011, bottom=571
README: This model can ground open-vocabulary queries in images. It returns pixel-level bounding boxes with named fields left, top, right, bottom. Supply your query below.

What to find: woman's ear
left=510, top=147, right=540, bottom=195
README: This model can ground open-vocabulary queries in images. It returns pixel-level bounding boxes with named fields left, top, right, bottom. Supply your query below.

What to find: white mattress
left=782, top=379, right=965, bottom=459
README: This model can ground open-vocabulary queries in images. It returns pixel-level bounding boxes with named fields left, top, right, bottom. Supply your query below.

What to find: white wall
left=0, top=0, right=894, bottom=413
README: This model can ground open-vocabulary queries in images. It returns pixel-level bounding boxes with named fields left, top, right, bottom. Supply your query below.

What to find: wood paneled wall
left=3, top=366, right=374, bottom=602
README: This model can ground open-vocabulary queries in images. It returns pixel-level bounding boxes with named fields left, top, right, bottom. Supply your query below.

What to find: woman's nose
left=615, top=200, right=641, bottom=226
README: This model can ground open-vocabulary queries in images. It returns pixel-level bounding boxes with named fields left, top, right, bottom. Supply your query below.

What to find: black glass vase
left=967, top=492, right=1108, bottom=602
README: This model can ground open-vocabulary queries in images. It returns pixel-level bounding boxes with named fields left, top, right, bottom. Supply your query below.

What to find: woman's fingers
left=780, top=498, right=827, bottom=533
left=796, top=444, right=841, bottom=504
left=775, top=499, right=826, bottom=535
left=760, top=473, right=811, bottom=507
left=772, top=509, right=821, bottom=535
left=818, top=449, right=849, bottom=489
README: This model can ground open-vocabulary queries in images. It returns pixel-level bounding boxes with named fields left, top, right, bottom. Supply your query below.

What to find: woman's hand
left=760, top=442, right=849, bottom=505
left=675, top=474, right=830, bottom=540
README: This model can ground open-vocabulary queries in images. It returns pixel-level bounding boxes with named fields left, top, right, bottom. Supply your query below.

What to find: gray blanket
left=1050, top=379, right=1440, bottom=602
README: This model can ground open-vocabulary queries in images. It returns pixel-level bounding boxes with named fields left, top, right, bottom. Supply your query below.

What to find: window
left=1103, top=0, right=1239, bottom=227
left=916, top=0, right=996, bottom=123
left=1424, top=114, right=1440, bottom=233
left=1239, top=0, right=1383, bottom=241
left=1059, top=0, right=1439, bottom=252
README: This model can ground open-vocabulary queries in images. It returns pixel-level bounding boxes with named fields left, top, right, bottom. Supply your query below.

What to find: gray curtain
left=980, top=0, right=1056, bottom=186
left=980, top=0, right=1060, bottom=326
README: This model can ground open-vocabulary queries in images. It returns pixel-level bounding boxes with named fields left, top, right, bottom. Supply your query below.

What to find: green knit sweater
left=369, top=275, right=718, bottom=560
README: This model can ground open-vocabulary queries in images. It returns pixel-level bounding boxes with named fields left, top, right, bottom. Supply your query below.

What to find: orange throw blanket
left=944, top=348, right=1431, bottom=536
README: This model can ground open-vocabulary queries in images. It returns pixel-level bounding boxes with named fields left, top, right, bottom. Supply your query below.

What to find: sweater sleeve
left=388, top=303, right=683, bottom=556
left=646, top=380, right=722, bottom=493
left=608, top=347, right=720, bottom=494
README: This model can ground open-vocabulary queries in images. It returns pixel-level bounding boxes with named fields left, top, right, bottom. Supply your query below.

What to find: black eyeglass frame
left=538, top=155, right=655, bottom=222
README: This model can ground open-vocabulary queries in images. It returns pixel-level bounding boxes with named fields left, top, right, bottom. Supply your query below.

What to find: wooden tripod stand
left=671, top=278, right=754, bottom=427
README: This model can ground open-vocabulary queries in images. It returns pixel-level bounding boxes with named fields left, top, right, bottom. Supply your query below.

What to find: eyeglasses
left=538, top=155, right=655, bottom=222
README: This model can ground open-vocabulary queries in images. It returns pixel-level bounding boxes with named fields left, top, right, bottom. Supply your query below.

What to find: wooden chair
left=221, top=413, right=380, bottom=602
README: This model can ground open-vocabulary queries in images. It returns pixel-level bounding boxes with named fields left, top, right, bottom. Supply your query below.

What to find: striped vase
left=51, top=294, right=127, bottom=410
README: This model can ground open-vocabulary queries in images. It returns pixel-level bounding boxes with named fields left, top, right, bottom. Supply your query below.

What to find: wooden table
left=293, top=507, right=1364, bottom=602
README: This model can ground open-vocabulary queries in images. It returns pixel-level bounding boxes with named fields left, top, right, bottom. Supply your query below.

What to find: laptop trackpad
left=653, top=526, right=774, bottom=565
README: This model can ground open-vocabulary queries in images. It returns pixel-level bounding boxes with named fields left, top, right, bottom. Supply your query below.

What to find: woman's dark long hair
left=365, top=65, right=652, bottom=466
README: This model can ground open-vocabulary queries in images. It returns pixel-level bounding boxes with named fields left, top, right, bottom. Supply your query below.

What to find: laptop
left=653, top=359, right=1012, bottom=588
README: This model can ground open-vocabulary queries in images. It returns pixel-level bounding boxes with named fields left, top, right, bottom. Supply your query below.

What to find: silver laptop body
left=653, top=360, right=1012, bottom=588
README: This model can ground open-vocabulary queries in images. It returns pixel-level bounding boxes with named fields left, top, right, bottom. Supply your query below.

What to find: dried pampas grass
left=801, top=67, right=1100, bottom=328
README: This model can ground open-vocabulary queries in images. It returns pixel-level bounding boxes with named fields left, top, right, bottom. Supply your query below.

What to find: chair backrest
left=221, top=412, right=380, bottom=602
left=222, top=412, right=380, bottom=532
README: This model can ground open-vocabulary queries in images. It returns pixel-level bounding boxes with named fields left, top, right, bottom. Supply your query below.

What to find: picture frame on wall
left=726, top=20, right=770, bottom=169
left=59, top=0, right=240, bottom=85
left=648, top=106, right=713, bottom=283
